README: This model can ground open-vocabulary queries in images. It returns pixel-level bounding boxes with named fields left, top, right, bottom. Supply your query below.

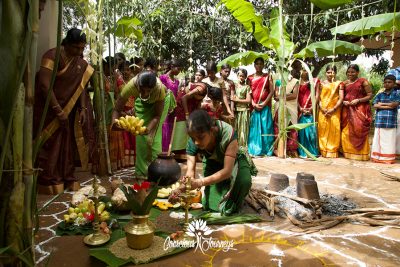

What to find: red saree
left=298, top=79, right=320, bottom=110
left=247, top=73, right=271, bottom=106
left=341, top=78, right=372, bottom=150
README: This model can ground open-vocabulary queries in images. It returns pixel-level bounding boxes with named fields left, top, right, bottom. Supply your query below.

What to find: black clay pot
left=147, top=152, right=181, bottom=186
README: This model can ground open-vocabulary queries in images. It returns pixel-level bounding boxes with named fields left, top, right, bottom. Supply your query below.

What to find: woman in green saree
left=170, top=109, right=257, bottom=215
left=112, top=71, right=171, bottom=178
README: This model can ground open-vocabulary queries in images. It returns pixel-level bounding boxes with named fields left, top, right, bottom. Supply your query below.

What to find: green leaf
left=198, top=213, right=262, bottom=225
left=118, top=16, right=143, bottom=27
left=218, top=51, right=269, bottom=68
left=296, top=141, right=319, bottom=161
left=108, top=16, right=144, bottom=41
left=221, top=0, right=272, bottom=48
left=309, top=0, right=354, bottom=10
left=120, top=185, right=141, bottom=214
left=269, top=8, right=295, bottom=58
left=331, top=12, right=400, bottom=36
left=0, top=245, right=11, bottom=254
left=286, top=122, right=316, bottom=131
left=141, top=186, right=159, bottom=215
left=294, top=40, right=362, bottom=59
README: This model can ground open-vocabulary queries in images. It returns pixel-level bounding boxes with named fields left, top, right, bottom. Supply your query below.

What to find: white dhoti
left=371, top=127, right=397, bottom=164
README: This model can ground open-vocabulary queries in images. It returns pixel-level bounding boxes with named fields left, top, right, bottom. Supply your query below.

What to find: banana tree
left=217, top=51, right=269, bottom=68
left=221, top=0, right=361, bottom=158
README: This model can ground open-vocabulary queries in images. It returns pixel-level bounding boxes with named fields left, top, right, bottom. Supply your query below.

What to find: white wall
left=36, top=0, right=59, bottom=71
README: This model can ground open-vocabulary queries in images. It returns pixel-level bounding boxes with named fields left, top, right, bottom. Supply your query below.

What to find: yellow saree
left=318, top=81, right=342, bottom=158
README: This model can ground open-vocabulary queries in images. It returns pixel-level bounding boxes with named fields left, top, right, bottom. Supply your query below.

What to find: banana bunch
left=157, top=182, right=180, bottom=198
left=115, top=115, right=147, bottom=135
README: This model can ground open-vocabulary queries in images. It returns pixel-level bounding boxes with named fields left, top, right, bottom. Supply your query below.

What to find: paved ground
left=35, top=157, right=400, bottom=266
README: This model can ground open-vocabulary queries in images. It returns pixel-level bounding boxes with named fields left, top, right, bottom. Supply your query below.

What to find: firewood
left=270, top=197, right=275, bottom=217
left=264, top=189, right=313, bottom=205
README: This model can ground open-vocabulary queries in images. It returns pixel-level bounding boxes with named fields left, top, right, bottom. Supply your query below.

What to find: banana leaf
left=309, top=0, right=354, bottom=10
left=296, top=141, right=318, bottom=161
left=294, top=40, right=362, bottom=59
left=221, top=0, right=272, bottom=48
left=198, top=213, right=262, bottom=225
left=331, top=12, right=400, bottom=36
left=107, top=16, right=143, bottom=41
left=286, top=122, right=316, bottom=131
left=218, top=51, right=269, bottom=68
left=269, top=8, right=295, bottom=58
left=89, top=230, right=190, bottom=267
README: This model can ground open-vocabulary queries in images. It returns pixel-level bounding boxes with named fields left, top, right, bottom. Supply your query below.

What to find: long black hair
left=187, top=109, right=215, bottom=134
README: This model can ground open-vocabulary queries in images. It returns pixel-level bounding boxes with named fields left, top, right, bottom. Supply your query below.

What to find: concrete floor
left=35, top=157, right=400, bottom=266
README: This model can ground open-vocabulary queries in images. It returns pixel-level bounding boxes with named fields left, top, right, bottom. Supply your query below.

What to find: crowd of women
left=34, top=28, right=399, bottom=200
left=110, top=54, right=400, bottom=168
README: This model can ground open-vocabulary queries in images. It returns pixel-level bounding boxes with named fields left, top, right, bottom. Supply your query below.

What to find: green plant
left=120, top=182, right=159, bottom=215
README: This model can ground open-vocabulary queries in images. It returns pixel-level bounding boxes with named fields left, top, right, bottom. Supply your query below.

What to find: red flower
left=140, top=181, right=151, bottom=190
left=132, top=181, right=151, bottom=191
left=132, top=184, right=141, bottom=191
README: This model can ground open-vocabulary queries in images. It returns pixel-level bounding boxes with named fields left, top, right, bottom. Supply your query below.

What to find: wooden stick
left=264, top=189, right=313, bottom=205
left=270, top=197, right=275, bottom=217
left=347, top=208, right=400, bottom=214
left=167, top=116, right=177, bottom=156
left=380, top=171, right=400, bottom=181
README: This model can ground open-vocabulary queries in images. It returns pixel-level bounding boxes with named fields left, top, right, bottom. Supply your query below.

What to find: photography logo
left=164, top=219, right=236, bottom=254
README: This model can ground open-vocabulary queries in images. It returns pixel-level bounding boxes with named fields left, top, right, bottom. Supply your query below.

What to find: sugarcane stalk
left=6, top=84, right=25, bottom=254
left=23, top=2, right=39, bottom=263
left=277, top=0, right=287, bottom=158
left=97, top=0, right=112, bottom=175
left=0, top=0, right=31, bottom=185
left=92, top=73, right=109, bottom=176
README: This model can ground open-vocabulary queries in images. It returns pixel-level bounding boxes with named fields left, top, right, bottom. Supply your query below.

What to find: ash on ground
left=266, top=185, right=357, bottom=219
left=274, top=186, right=314, bottom=220
left=320, top=194, right=356, bottom=216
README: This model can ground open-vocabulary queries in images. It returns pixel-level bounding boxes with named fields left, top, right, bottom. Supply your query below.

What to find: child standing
left=371, top=74, right=400, bottom=164
left=232, top=69, right=252, bottom=148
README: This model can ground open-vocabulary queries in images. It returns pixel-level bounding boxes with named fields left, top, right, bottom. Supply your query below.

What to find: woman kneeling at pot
left=170, top=109, right=257, bottom=215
